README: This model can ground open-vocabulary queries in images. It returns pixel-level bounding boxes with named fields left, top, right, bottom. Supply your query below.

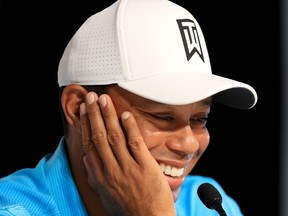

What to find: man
left=0, top=0, right=257, bottom=215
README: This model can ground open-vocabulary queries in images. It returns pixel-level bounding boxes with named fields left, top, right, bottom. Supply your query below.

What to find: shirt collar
left=44, top=137, right=88, bottom=215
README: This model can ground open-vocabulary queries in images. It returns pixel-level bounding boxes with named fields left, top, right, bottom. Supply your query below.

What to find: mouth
left=159, top=163, right=184, bottom=177
left=159, top=162, right=185, bottom=189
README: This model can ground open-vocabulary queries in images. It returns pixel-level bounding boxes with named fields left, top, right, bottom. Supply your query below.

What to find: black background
left=0, top=1, right=280, bottom=216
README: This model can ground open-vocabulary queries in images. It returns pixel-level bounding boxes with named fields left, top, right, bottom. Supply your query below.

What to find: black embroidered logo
left=177, top=19, right=204, bottom=62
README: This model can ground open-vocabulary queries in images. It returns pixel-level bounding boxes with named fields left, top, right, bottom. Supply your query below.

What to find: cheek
left=138, top=126, right=164, bottom=149
left=134, top=117, right=167, bottom=149
left=198, top=131, right=210, bottom=154
left=185, top=130, right=210, bottom=174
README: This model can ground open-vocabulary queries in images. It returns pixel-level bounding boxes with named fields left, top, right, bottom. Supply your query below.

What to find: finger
left=121, top=111, right=153, bottom=166
left=80, top=102, right=103, bottom=174
left=83, top=155, right=100, bottom=191
left=85, top=92, right=118, bottom=167
left=98, top=94, right=133, bottom=167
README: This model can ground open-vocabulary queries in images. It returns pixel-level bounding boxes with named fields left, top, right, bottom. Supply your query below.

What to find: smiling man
left=78, top=86, right=212, bottom=213
left=0, top=0, right=257, bottom=215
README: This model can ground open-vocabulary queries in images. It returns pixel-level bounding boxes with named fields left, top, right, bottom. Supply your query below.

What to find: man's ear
left=61, top=84, right=88, bottom=129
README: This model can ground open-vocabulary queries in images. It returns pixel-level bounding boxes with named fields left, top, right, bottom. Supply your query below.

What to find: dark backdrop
left=0, top=1, right=280, bottom=216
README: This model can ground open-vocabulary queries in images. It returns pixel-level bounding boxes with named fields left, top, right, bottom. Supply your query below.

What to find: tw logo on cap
left=177, top=19, right=204, bottom=62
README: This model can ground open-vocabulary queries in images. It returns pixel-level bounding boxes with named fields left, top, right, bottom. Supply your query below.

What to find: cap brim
left=118, top=73, right=257, bottom=109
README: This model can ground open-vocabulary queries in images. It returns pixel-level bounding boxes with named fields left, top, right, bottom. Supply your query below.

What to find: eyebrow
left=138, top=97, right=212, bottom=108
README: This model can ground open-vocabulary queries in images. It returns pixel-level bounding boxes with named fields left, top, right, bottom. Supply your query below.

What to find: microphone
left=197, top=182, right=227, bottom=216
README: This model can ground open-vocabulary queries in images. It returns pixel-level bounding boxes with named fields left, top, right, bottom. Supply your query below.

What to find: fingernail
left=99, top=96, right=107, bottom=108
left=122, top=111, right=129, bottom=120
left=80, top=103, right=86, bottom=115
left=86, top=92, right=94, bottom=105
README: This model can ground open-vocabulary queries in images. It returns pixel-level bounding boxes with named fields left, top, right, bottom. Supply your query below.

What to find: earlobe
left=61, top=84, right=88, bottom=129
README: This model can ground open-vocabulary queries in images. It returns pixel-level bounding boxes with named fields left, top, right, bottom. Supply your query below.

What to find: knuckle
left=128, top=136, right=142, bottom=150
left=107, top=130, right=122, bottom=147
left=91, top=130, right=107, bottom=144
left=82, top=139, right=93, bottom=152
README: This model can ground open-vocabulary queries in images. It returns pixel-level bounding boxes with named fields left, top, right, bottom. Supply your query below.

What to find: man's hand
left=79, top=92, right=176, bottom=216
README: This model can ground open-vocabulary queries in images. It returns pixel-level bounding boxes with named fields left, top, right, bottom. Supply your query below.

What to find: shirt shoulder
left=0, top=157, right=59, bottom=215
left=0, top=138, right=87, bottom=216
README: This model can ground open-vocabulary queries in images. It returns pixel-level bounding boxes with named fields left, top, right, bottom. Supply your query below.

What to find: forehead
left=109, top=86, right=212, bottom=109
left=137, top=95, right=212, bottom=109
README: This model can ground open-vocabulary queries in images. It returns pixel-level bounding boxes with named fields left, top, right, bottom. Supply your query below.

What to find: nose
left=166, top=125, right=200, bottom=156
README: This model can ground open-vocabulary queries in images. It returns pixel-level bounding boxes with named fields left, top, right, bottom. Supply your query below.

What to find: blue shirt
left=0, top=137, right=243, bottom=215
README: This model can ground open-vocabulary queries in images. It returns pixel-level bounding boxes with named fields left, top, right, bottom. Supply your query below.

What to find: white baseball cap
left=58, top=0, right=257, bottom=109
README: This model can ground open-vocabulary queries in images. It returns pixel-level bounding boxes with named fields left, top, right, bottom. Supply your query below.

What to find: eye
left=152, top=114, right=175, bottom=121
left=190, top=117, right=208, bottom=127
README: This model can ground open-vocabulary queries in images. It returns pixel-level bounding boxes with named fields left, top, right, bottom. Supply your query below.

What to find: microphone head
left=197, top=182, right=223, bottom=209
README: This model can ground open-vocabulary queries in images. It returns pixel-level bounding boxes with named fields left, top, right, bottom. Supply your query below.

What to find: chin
left=171, top=187, right=181, bottom=202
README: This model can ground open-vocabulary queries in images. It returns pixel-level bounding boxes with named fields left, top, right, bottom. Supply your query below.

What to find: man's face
left=109, top=86, right=211, bottom=201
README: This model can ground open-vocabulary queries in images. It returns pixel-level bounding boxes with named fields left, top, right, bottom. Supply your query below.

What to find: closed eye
left=152, top=114, right=175, bottom=121
left=190, top=117, right=208, bottom=128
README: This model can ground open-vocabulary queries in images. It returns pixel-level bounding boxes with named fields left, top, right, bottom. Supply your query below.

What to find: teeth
left=159, top=163, right=184, bottom=177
